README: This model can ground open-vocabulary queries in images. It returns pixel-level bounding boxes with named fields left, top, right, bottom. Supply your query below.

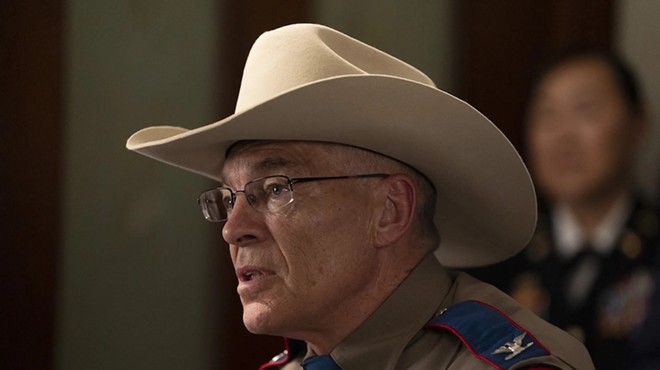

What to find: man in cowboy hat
left=127, top=24, right=593, bottom=369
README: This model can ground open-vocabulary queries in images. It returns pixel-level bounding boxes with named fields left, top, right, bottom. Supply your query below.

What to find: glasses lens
left=198, top=188, right=230, bottom=222
left=198, top=177, right=295, bottom=222
left=246, top=176, right=294, bottom=213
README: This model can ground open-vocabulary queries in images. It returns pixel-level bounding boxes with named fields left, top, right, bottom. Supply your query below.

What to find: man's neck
left=305, top=249, right=427, bottom=355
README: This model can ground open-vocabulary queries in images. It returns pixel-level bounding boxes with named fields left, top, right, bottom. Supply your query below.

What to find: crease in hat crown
left=233, top=23, right=436, bottom=114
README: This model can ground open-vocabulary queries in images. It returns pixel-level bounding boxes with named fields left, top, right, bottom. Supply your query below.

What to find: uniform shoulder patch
left=426, top=300, right=551, bottom=369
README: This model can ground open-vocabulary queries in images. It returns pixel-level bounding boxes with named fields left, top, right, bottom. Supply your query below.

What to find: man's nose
left=222, top=193, right=261, bottom=246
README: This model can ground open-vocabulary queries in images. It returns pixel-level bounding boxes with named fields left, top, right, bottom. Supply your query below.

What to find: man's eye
left=267, top=184, right=286, bottom=197
left=222, top=195, right=234, bottom=208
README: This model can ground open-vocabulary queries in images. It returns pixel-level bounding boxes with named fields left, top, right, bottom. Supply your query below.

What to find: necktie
left=566, top=245, right=601, bottom=310
left=302, top=355, right=342, bottom=370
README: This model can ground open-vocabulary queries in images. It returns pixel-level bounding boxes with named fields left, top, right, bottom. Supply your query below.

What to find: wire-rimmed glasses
left=198, top=173, right=390, bottom=222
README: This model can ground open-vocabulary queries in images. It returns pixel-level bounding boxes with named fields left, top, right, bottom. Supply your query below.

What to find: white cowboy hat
left=126, top=23, right=536, bottom=268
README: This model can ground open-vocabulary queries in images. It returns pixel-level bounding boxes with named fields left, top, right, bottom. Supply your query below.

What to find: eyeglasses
left=198, top=173, right=390, bottom=222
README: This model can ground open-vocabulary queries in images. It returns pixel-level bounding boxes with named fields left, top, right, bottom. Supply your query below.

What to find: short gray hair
left=324, top=143, right=440, bottom=250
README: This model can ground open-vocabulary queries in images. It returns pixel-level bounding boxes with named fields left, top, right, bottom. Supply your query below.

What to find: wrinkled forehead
left=222, top=139, right=433, bottom=189
left=221, top=140, right=350, bottom=182
left=227, top=139, right=356, bottom=155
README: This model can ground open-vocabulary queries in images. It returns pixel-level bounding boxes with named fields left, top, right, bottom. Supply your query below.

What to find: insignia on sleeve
left=492, top=332, right=534, bottom=360
left=426, top=300, right=550, bottom=369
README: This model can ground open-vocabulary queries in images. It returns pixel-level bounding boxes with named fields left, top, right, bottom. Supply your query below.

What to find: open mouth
left=244, top=270, right=264, bottom=281
left=237, top=267, right=270, bottom=282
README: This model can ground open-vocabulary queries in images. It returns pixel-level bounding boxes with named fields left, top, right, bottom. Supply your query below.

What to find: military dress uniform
left=468, top=196, right=660, bottom=370
left=260, top=254, right=593, bottom=370
left=629, top=250, right=660, bottom=369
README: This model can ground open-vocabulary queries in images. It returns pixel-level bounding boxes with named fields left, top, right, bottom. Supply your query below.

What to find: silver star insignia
left=491, top=332, right=534, bottom=360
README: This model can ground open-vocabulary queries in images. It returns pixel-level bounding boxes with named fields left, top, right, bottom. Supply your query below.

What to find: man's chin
left=242, top=303, right=278, bottom=335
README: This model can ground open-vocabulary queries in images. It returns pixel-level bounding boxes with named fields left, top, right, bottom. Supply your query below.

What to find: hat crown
left=235, top=24, right=436, bottom=113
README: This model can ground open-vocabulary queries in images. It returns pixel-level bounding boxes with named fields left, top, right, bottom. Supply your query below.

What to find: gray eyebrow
left=220, top=156, right=301, bottom=187
left=253, top=157, right=298, bottom=172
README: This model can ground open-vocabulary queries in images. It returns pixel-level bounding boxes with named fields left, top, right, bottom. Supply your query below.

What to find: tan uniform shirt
left=267, top=254, right=594, bottom=370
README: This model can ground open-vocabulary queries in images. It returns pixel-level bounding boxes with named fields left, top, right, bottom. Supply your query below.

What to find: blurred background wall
left=57, top=0, right=222, bottom=369
left=618, top=0, right=660, bottom=201
left=1, top=1, right=658, bottom=369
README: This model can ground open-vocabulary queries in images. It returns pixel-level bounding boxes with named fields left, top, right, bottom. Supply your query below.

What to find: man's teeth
left=246, top=271, right=263, bottom=281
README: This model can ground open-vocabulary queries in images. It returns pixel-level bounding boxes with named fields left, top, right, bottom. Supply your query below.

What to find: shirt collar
left=315, top=253, right=452, bottom=370
left=552, top=194, right=633, bottom=258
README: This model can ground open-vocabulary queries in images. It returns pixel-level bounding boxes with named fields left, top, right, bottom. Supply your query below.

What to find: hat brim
left=127, top=75, right=536, bottom=268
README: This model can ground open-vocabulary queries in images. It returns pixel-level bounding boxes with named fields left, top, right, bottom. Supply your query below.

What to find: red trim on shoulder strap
left=259, top=338, right=295, bottom=370
left=426, top=300, right=552, bottom=369
left=476, top=300, right=552, bottom=355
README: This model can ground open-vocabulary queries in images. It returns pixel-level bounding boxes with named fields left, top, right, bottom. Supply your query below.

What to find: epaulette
left=259, top=338, right=305, bottom=369
left=426, top=300, right=551, bottom=369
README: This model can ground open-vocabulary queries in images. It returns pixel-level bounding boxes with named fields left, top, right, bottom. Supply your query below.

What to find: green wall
left=57, top=1, right=221, bottom=369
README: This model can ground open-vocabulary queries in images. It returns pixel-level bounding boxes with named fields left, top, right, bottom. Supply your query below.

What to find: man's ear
left=374, top=175, right=416, bottom=247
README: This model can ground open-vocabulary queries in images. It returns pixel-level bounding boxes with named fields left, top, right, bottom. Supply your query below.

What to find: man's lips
left=236, top=266, right=275, bottom=282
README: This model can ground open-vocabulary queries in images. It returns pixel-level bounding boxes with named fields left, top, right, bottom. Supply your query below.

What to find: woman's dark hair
left=526, top=48, right=644, bottom=115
